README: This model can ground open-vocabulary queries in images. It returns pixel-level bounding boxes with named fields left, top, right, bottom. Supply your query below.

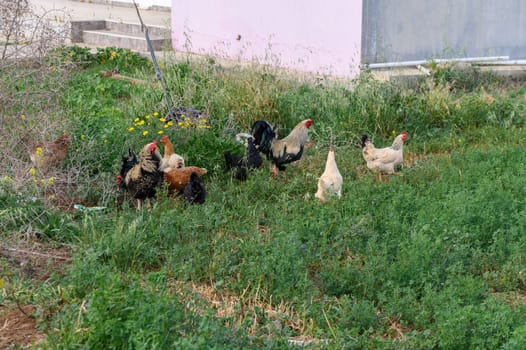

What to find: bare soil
left=1, top=241, right=72, bottom=348
left=0, top=305, right=46, bottom=349
left=0, top=241, right=71, bottom=281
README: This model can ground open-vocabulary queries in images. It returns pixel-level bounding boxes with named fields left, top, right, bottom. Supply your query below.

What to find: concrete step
left=104, top=20, right=169, bottom=37
left=71, top=20, right=171, bottom=51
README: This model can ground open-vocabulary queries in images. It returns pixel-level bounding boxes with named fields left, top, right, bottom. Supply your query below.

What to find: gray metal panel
left=361, top=0, right=526, bottom=64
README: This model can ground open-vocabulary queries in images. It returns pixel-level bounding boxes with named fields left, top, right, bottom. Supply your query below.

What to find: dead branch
left=0, top=245, right=71, bottom=261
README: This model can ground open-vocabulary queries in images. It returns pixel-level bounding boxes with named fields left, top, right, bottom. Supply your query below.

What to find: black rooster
left=224, top=137, right=262, bottom=181
left=117, top=148, right=139, bottom=189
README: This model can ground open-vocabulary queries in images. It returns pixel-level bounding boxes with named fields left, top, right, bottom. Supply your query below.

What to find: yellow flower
left=145, top=115, right=151, bottom=119
left=128, top=127, right=135, bottom=132
left=164, top=124, right=169, bottom=128
left=134, top=117, right=140, bottom=123
left=20, top=114, right=26, bottom=120
left=157, top=130, right=164, bottom=135
left=137, top=120, right=145, bottom=126
left=159, top=117, right=166, bottom=122
left=29, top=168, right=36, bottom=176
left=81, top=134, right=86, bottom=140
left=177, top=121, right=183, bottom=127
left=153, top=112, right=159, bottom=116
left=35, top=147, right=43, bottom=156
left=142, top=131, right=149, bottom=136
left=166, top=121, right=174, bottom=126
left=47, top=177, right=54, bottom=185
left=109, top=51, right=118, bottom=59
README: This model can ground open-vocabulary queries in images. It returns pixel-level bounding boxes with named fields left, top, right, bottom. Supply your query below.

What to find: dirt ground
left=0, top=241, right=71, bottom=348
left=0, top=305, right=46, bottom=349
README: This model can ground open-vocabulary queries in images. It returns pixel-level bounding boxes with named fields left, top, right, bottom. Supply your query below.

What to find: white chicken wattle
left=315, top=146, right=343, bottom=203
left=361, top=131, right=408, bottom=174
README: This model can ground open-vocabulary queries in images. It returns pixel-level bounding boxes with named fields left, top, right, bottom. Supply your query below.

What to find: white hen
left=315, top=146, right=343, bottom=203
left=160, top=135, right=185, bottom=173
left=361, top=131, right=408, bottom=174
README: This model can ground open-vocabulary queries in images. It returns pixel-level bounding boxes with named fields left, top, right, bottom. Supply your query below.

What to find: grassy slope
left=1, top=48, right=526, bottom=349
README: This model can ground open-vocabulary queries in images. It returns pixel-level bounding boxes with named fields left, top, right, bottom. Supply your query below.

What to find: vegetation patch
left=2, top=3, right=526, bottom=347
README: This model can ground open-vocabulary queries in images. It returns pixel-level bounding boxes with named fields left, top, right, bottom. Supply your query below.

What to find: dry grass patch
left=167, top=279, right=317, bottom=338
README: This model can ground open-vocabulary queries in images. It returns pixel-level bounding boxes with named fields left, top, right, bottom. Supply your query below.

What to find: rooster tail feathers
left=361, top=135, right=369, bottom=148
left=251, top=120, right=275, bottom=155
left=127, top=148, right=138, bottom=161
left=246, top=137, right=263, bottom=169
left=224, top=151, right=242, bottom=170
left=224, top=151, right=235, bottom=169
left=184, top=172, right=206, bottom=204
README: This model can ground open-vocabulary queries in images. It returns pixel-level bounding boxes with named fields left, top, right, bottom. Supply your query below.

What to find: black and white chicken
left=251, top=118, right=313, bottom=178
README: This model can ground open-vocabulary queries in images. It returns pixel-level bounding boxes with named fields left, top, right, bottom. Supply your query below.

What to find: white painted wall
left=172, top=0, right=363, bottom=77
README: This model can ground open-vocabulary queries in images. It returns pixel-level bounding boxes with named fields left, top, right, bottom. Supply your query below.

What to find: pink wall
left=171, top=1, right=362, bottom=77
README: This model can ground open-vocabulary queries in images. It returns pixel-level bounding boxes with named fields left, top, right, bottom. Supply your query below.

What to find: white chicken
left=315, top=146, right=343, bottom=203
left=361, top=131, right=408, bottom=175
left=160, top=135, right=185, bottom=172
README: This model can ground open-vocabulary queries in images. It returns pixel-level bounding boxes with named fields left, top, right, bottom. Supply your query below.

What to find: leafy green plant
left=54, top=45, right=95, bottom=68
left=95, top=46, right=151, bottom=73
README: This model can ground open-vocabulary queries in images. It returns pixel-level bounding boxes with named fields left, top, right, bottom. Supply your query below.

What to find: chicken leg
left=271, top=164, right=279, bottom=178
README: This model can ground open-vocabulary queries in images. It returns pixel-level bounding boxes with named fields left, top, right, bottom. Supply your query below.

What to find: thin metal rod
left=132, top=1, right=175, bottom=115
left=363, top=56, right=510, bottom=69
left=474, top=60, right=526, bottom=66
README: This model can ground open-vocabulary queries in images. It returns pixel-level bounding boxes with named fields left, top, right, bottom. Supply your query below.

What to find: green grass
left=1, top=47, right=526, bottom=349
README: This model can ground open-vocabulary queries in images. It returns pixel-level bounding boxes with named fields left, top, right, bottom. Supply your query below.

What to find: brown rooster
left=159, top=135, right=185, bottom=172
left=251, top=119, right=313, bottom=178
left=164, top=166, right=207, bottom=193
left=29, top=134, right=70, bottom=171
left=120, top=140, right=163, bottom=209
